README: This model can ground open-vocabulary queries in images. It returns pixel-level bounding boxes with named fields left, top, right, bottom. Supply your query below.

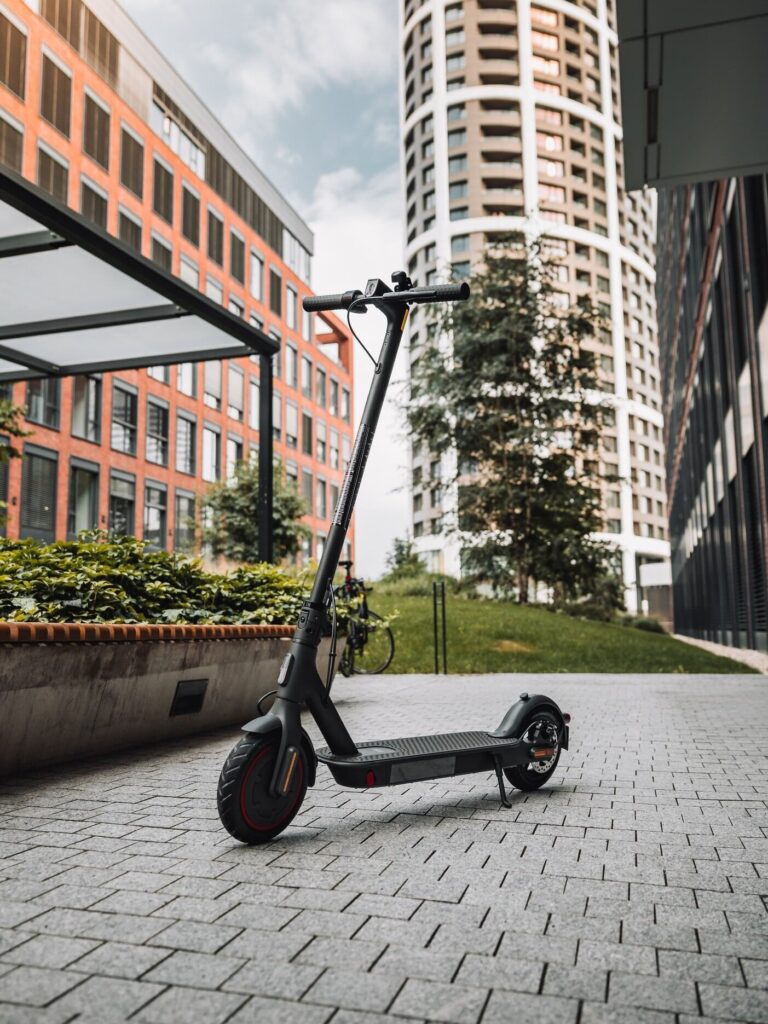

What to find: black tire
left=504, top=710, right=562, bottom=792
left=350, top=611, right=395, bottom=675
left=339, top=644, right=353, bottom=678
left=217, top=735, right=307, bottom=844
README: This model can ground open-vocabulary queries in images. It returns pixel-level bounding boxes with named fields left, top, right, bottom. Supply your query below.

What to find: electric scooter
left=217, top=272, right=570, bottom=844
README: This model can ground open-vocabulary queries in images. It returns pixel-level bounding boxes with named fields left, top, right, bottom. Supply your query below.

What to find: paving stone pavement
left=0, top=672, right=766, bottom=1024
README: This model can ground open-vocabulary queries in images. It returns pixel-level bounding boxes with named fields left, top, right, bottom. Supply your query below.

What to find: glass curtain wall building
left=399, top=0, right=668, bottom=609
left=657, top=178, right=768, bottom=652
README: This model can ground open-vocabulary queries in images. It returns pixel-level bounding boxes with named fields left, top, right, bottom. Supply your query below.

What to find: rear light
left=563, top=713, right=571, bottom=724
left=366, top=770, right=376, bottom=787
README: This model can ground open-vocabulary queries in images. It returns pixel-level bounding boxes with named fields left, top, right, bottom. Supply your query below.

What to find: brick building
left=0, top=0, right=354, bottom=562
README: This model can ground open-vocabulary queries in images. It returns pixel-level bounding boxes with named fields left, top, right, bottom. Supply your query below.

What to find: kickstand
left=493, top=755, right=512, bottom=809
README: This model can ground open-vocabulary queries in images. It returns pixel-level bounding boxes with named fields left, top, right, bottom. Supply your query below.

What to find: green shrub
left=557, top=599, right=615, bottom=623
left=0, top=534, right=307, bottom=625
left=632, top=616, right=666, bottom=634
left=374, top=572, right=463, bottom=598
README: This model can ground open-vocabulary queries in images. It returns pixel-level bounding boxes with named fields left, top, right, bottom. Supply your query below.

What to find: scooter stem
left=307, top=300, right=409, bottom=611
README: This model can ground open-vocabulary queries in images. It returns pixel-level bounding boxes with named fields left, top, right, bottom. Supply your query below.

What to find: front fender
left=241, top=713, right=317, bottom=787
left=490, top=692, right=569, bottom=749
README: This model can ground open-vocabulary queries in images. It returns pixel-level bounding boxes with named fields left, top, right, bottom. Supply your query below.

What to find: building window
left=226, top=436, right=243, bottom=480
left=285, top=403, right=298, bottom=449
left=83, top=6, right=118, bottom=86
left=83, top=93, right=109, bottom=168
left=206, top=277, right=223, bottom=305
left=272, top=393, right=282, bottom=440
left=316, top=368, right=326, bottom=408
left=177, top=362, right=197, bottom=397
left=204, top=361, right=222, bottom=409
left=301, top=357, right=312, bottom=400
left=302, top=412, right=313, bottom=456
left=341, top=387, right=351, bottom=424
left=68, top=459, right=99, bottom=539
left=230, top=231, right=245, bottom=284
left=144, top=483, right=167, bottom=550
left=301, top=469, right=313, bottom=514
left=179, top=256, right=199, bottom=289
left=120, top=127, right=143, bottom=198
left=302, top=307, right=312, bottom=343
left=250, top=251, right=264, bottom=301
left=175, top=492, right=196, bottom=552
left=118, top=209, right=142, bottom=252
left=447, top=128, right=467, bottom=148
left=71, top=375, right=101, bottom=442
left=227, top=365, right=244, bottom=420
left=285, top=344, right=298, bottom=388
left=111, top=382, right=137, bottom=454
left=0, top=115, right=23, bottom=172
left=21, top=445, right=58, bottom=542
left=182, top=185, right=200, bottom=245
left=153, top=159, right=173, bottom=223
left=316, top=478, right=327, bottom=520
left=208, top=210, right=223, bottom=265
left=109, top=471, right=135, bottom=536
left=248, top=378, right=260, bottom=429
left=151, top=235, right=172, bottom=271
left=269, top=269, right=282, bottom=316
left=176, top=413, right=196, bottom=475
left=27, top=378, right=60, bottom=429
left=316, top=420, right=326, bottom=462
left=37, top=146, right=68, bottom=203
left=202, top=426, right=220, bottom=482
left=0, top=12, right=26, bottom=99
left=329, top=379, right=339, bottom=417
left=146, top=398, right=169, bottom=466
left=80, top=179, right=107, bottom=228
left=286, top=286, right=297, bottom=331
left=40, top=55, right=71, bottom=137
left=228, top=297, right=244, bottom=318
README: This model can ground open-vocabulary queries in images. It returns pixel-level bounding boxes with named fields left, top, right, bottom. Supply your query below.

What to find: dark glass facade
left=657, top=177, right=768, bottom=651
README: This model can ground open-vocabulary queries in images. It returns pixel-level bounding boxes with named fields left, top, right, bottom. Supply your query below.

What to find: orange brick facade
left=0, top=0, right=354, bottom=563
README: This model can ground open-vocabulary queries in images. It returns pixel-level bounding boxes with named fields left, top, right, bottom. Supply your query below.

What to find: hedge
left=0, top=535, right=307, bottom=625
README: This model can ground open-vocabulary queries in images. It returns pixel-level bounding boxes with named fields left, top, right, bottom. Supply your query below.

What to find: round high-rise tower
left=400, top=0, right=668, bottom=609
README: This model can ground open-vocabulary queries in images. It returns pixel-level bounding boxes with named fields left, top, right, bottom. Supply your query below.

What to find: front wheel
left=217, top=736, right=307, bottom=844
left=504, top=710, right=562, bottom=792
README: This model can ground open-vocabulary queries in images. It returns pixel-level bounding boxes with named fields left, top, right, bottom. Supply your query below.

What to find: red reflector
left=563, top=713, right=571, bottom=724
left=366, top=770, right=376, bottom=787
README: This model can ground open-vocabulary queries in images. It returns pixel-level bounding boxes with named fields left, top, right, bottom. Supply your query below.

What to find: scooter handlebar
left=302, top=281, right=470, bottom=312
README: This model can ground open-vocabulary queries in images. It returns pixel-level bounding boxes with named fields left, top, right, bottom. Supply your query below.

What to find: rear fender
left=490, top=693, right=569, bottom=749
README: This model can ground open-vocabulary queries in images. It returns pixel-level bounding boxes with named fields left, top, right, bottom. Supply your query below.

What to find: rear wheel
left=349, top=611, right=395, bottom=675
left=217, top=736, right=307, bottom=844
left=504, top=710, right=562, bottom=791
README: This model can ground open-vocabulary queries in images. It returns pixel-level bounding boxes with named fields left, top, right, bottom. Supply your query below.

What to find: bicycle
left=334, top=560, right=395, bottom=676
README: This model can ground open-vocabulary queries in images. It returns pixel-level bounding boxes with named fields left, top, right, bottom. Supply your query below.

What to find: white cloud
left=307, top=164, right=411, bottom=579
left=199, top=0, right=396, bottom=133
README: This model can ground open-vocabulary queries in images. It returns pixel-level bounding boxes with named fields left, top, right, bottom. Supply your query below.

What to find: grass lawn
left=368, top=594, right=753, bottom=674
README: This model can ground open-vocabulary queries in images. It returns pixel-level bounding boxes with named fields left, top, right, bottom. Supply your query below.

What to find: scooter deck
left=316, top=730, right=535, bottom=788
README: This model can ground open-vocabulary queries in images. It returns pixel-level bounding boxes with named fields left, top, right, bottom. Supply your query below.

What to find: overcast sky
left=122, top=0, right=410, bottom=577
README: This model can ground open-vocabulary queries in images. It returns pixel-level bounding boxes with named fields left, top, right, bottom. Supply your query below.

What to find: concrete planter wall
left=0, top=623, right=333, bottom=777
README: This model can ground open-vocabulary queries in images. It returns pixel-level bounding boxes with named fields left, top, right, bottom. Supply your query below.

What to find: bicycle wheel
left=351, top=610, right=395, bottom=674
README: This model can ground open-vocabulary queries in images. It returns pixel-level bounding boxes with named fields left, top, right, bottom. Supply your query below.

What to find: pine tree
left=408, top=236, right=615, bottom=602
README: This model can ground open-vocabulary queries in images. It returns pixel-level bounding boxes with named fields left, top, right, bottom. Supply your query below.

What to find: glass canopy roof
left=0, top=166, right=278, bottom=381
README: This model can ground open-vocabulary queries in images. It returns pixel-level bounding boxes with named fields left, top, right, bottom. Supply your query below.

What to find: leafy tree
left=383, top=534, right=426, bottom=580
left=201, top=460, right=310, bottom=564
left=408, top=236, right=615, bottom=603
left=0, top=399, right=30, bottom=527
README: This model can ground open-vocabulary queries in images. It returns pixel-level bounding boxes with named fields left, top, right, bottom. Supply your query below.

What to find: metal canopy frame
left=0, top=166, right=276, bottom=561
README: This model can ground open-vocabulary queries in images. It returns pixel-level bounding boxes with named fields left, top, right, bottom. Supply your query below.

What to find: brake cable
left=325, top=580, right=339, bottom=697
left=346, top=298, right=381, bottom=372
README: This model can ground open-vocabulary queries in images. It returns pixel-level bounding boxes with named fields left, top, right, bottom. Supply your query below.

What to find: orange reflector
left=282, top=749, right=298, bottom=792
left=532, top=748, right=555, bottom=759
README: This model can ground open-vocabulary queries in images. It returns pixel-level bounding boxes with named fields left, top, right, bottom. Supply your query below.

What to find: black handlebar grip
left=302, top=293, right=346, bottom=312
left=302, top=289, right=363, bottom=313
left=430, top=282, right=470, bottom=302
